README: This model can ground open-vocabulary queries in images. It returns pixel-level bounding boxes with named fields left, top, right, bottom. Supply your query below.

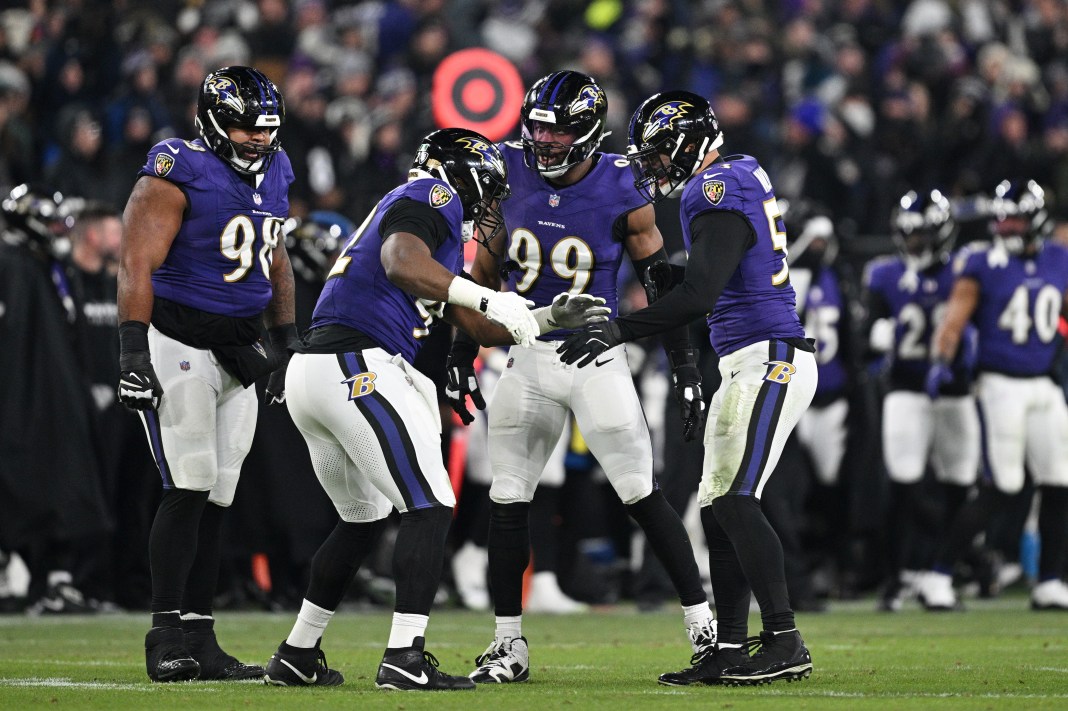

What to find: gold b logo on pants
left=763, top=361, right=796, bottom=384
left=344, top=372, right=377, bottom=399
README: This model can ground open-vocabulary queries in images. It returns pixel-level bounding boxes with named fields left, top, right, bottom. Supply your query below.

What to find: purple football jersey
left=310, top=178, right=466, bottom=363
left=960, top=241, right=1068, bottom=376
left=140, top=138, right=293, bottom=317
left=499, top=143, right=646, bottom=338
left=793, top=265, right=848, bottom=397
left=679, top=154, right=805, bottom=356
left=864, top=255, right=959, bottom=389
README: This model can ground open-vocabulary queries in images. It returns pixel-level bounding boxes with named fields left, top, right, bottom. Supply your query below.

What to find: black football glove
left=556, top=320, right=624, bottom=367
left=445, top=332, right=483, bottom=425
left=670, top=349, right=706, bottom=442
left=264, top=324, right=299, bottom=406
left=643, top=259, right=674, bottom=304
left=117, top=321, right=163, bottom=411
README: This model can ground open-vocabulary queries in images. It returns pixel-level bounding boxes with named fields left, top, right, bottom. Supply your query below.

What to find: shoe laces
left=315, top=648, right=333, bottom=673
left=422, top=650, right=441, bottom=670
left=740, top=635, right=766, bottom=658
left=688, top=619, right=717, bottom=656
left=475, top=638, right=506, bottom=667
left=687, top=645, right=716, bottom=668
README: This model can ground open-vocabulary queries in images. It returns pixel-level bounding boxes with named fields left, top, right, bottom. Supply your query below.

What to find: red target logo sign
left=432, top=48, right=524, bottom=142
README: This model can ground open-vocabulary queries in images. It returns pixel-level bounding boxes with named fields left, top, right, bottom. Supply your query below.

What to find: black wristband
left=268, top=323, right=300, bottom=350
left=119, top=320, right=150, bottom=356
left=669, top=348, right=699, bottom=371
left=449, top=329, right=480, bottom=365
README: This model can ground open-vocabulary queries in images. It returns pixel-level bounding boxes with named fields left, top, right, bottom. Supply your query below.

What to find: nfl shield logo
left=154, top=153, right=174, bottom=177
left=179, top=361, right=191, bottom=371
left=252, top=192, right=262, bottom=205
left=703, top=180, right=725, bottom=205
left=549, top=194, right=560, bottom=208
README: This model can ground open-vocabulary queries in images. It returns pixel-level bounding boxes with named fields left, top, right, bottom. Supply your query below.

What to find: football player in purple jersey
left=262, top=128, right=604, bottom=691
left=447, top=71, right=715, bottom=686
left=117, top=66, right=294, bottom=683
left=928, top=179, right=1068, bottom=611
left=863, top=190, right=980, bottom=612
left=560, top=90, right=818, bottom=686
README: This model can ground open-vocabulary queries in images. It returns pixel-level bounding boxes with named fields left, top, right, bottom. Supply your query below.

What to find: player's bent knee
left=489, top=469, right=538, bottom=503
left=609, top=472, right=653, bottom=505
left=173, top=452, right=218, bottom=492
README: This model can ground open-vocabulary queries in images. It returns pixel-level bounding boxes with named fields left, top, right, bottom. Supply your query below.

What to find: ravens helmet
left=891, top=189, right=956, bottom=270
left=284, top=211, right=354, bottom=284
left=196, top=66, right=285, bottom=175
left=520, top=71, right=608, bottom=179
left=627, top=90, right=724, bottom=203
left=1, top=183, right=71, bottom=257
left=411, top=128, right=510, bottom=246
left=989, top=179, right=1050, bottom=254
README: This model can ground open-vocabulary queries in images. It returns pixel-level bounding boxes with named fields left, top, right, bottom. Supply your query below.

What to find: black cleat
left=183, top=618, right=265, bottom=681
left=657, top=644, right=750, bottom=686
left=146, top=627, right=200, bottom=682
left=264, top=640, right=344, bottom=686
left=719, top=630, right=813, bottom=686
left=376, top=637, right=475, bottom=691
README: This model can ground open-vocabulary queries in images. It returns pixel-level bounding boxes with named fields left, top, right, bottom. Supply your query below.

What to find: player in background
left=766, top=211, right=857, bottom=609
left=560, top=89, right=817, bottom=686
left=926, top=179, right=1068, bottom=611
left=863, top=189, right=980, bottom=611
left=446, top=71, right=715, bottom=685
left=262, top=128, right=607, bottom=690
left=118, top=66, right=295, bottom=682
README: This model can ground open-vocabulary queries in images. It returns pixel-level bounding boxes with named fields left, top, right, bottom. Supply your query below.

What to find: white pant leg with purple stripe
left=699, top=339, right=817, bottom=504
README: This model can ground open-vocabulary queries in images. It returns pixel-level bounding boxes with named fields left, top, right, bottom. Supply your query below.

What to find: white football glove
left=483, top=290, right=538, bottom=347
left=533, top=292, right=612, bottom=334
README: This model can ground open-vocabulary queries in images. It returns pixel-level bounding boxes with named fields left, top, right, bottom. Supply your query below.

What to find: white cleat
left=525, top=572, right=588, bottom=614
left=452, top=542, right=490, bottom=611
left=1031, top=579, right=1068, bottom=610
left=917, top=571, right=959, bottom=611
left=469, top=637, right=529, bottom=683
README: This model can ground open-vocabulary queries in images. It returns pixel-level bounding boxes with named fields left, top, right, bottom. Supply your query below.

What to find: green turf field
left=0, top=596, right=1066, bottom=710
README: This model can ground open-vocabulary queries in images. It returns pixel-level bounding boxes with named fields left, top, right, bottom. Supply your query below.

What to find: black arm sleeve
left=615, top=210, right=754, bottom=342
left=630, top=247, right=669, bottom=285
left=379, top=198, right=452, bottom=252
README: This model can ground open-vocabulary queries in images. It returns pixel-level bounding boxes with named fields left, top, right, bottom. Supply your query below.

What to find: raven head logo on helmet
left=569, top=85, right=606, bottom=117
left=410, top=128, right=511, bottom=250
left=520, top=71, right=608, bottom=179
left=195, top=66, right=285, bottom=176
left=628, top=90, right=723, bottom=203
left=641, top=100, right=693, bottom=144
left=204, top=76, right=246, bottom=115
